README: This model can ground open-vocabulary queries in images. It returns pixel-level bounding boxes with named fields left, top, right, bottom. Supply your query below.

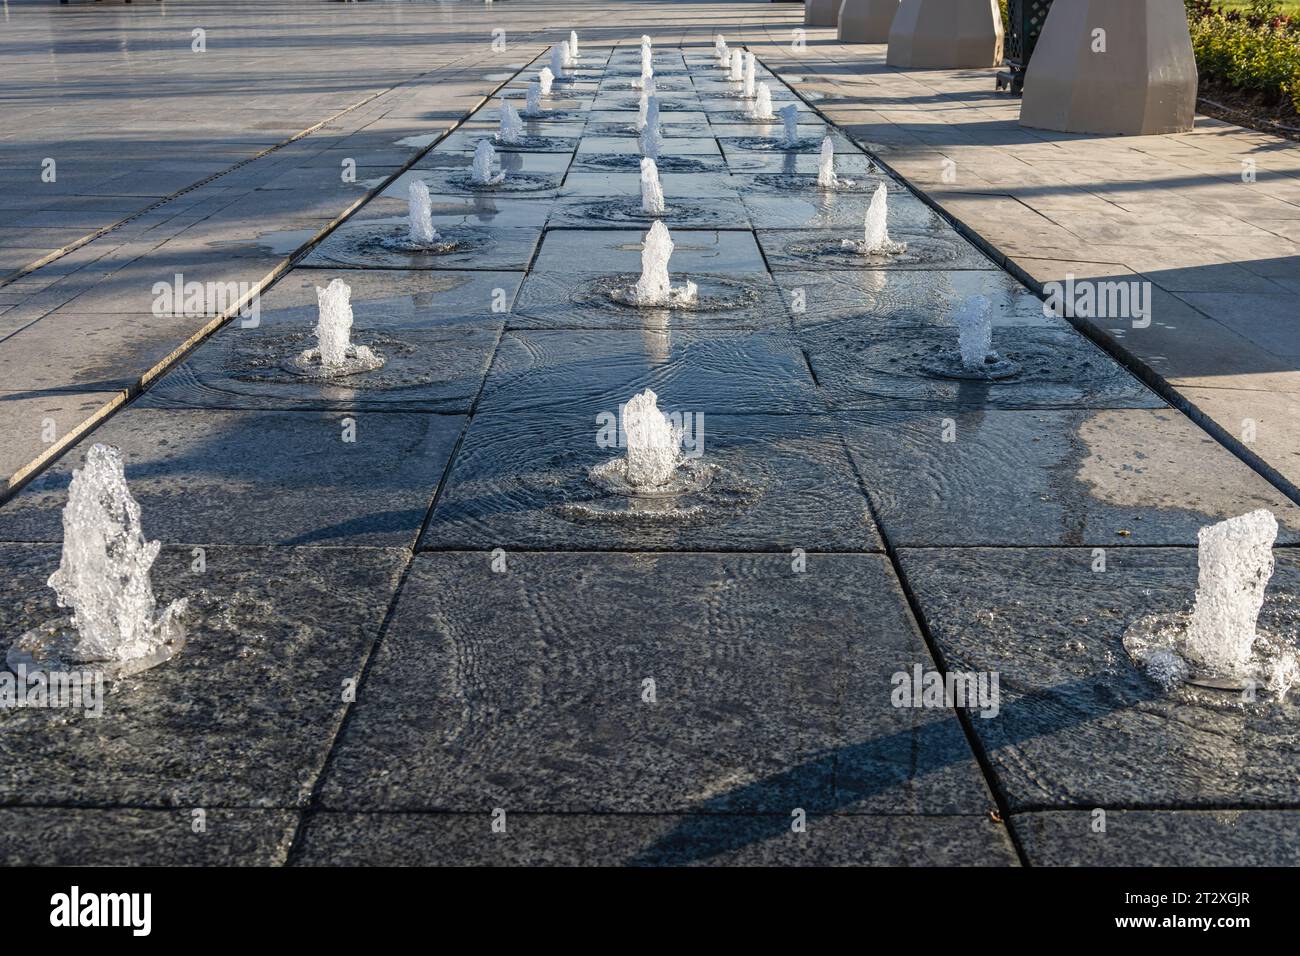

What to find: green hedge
left=1186, top=1, right=1300, bottom=114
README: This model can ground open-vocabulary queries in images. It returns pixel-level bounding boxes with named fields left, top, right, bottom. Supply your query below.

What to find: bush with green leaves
left=1185, top=0, right=1300, bottom=114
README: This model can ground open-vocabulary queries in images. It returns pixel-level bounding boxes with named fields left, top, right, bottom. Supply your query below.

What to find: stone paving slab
left=509, top=269, right=791, bottom=330
left=295, top=811, right=1016, bottom=867
left=0, top=410, right=462, bottom=548
left=479, top=328, right=822, bottom=415
left=773, top=268, right=1057, bottom=329
left=319, top=552, right=988, bottom=814
left=139, top=268, right=510, bottom=413
left=418, top=413, right=881, bottom=553
left=757, top=226, right=994, bottom=272
left=896, top=547, right=1300, bottom=812
left=800, top=322, right=1161, bottom=411
left=746, top=30, right=1300, bottom=501
left=0, top=544, right=405, bottom=807
left=0, top=808, right=299, bottom=867
left=840, top=409, right=1300, bottom=547
left=1011, top=810, right=1300, bottom=866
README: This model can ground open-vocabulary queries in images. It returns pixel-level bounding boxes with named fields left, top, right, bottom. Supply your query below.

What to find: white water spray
left=640, top=157, right=665, bottom=215
left=817, top=135, right=838, bottom=188
left=630, top=221, right=697, bottom=307
left=497, top=96, right=523, bottom=145
left=523, top=81, right=544, bottom=117
left=472, top=139, right=506, bottom=186
left=407, top=179, right=439, bottom=247
left=640, top=97, right=663, bottom=159
left=954, top=294, right=994, bottom=369
left=621, top=389, right=683, bottom=489
left=778, top=104, right=800, bottom=146
left=743, top=52, right=756, bottom=98
left=539, top=66, right=554, bottom=95
left=748, top=83, right=775, bottom=120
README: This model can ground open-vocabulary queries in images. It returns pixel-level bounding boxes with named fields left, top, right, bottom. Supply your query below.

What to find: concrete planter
left=838, top=0, right=901, bottom=43
left=886, top=0, right=1004, bottom=69
left=1020, top=0, right=1196, bottom=135
left=805, top=0, right=841, bottom=27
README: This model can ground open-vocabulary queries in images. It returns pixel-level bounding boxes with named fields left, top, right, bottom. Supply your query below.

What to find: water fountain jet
left=8, top=444, right=188, bottom=678
left=407, top=179, right=440, bottom=247
left=550, top=46, right=568, bottom=82
left=729, top=52, right=744, bottom=83
left=496, top=96, right=524, bottom=145
left=472, top=139, right=506, bottom=186
left=539, top=66, right=555, bottom=96
left=844, top=182, right=906, bottom=256
left=523, top=81, right=545, bottom=117
left=640, top=157, right=665, bottom=215
left=817, top=135, right=839, bottom=188
left=626, top=221, right=697, bottom=307
left=748, top=83, right=775, bottom=121
left=778, top=104, right=800, bottom=146
left=298, top=278, right=384, bottom=374
left=639, top=97, right=663, bottom=159
left=743, top=52, right=756, bottom=99
left=569, top=30, right=580, bottom=60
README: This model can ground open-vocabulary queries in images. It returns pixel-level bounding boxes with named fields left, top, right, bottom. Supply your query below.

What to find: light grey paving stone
left=841, top=409, right=1300, bottom=547
left=896, top=547, right=1300, bottom=812
left=0, top=808, right=299, bottom=866
left=296, top=811, right=1017, bottom=866
left=437, top=129, right=579, bottom=155
left=397, top=152, right=571, bottom=198
left=546, top=195, right=752, bottom=230
left=531, top=227, right=766, bottom=274
left=1011, top=810, right=1300, bottom=866
left=509, top=269, right=790, bottom=331
left=560, top=171, right=742, bottom=199
left=419, top=413, right=881, bottom=552
left=319, top=552, right=988, bottom=813
left=757, top=227, right=994, bottom=272
left=772, top=268, right=1055, bottom=329
left=0, top=390, right=125, bottom=491
left=478, top=328, right=823, bottom=415
left=0, top=409, right=463, bottom=548
left=802, top=320, right=1161, bottom=411
left=0, top=543, right=405, bottom=807
left=0, top=311, right=211, bottom=393
left=741, top=191, right=944, bottom=231
left=139, top=269, right=509, bottom=413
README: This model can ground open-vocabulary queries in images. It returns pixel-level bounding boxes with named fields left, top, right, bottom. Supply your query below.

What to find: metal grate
left=1005, top=0, right=1055, bottom=69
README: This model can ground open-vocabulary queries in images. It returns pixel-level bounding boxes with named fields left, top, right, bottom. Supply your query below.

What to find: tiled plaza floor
left=1, top=4, right=1299, bottom=867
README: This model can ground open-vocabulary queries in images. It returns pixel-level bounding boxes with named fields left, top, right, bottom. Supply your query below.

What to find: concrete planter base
left=887, top=0, right=1004, bottom=69
left=838, top=0, right=901, bottom=43
left=1020, top=0, right=1197, bottom=135
left=805, top=0, right=841, bottom=27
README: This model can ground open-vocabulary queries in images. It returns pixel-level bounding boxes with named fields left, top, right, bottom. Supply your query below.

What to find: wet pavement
left=2, top=36, right=1299, bottom=868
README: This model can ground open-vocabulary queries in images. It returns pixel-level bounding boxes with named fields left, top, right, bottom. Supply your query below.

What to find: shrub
left=1185, top=0, right=1300, bottom=114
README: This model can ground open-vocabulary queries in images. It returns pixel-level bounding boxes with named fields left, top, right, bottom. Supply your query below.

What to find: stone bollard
left=887, top=0, right=1004, bottom=69
left=1020, top=0, right=1197, bottom=135
left=805, top=0, right=841, bottom=27
left=838, top=0, right=901, bottom=43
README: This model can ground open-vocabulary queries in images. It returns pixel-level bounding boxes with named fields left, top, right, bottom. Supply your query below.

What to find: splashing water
left=539, top=66, right=554, bottom=96
left=715, top=35, right=727, bottom=55
left=497, top=97, right=524, bottom=145
left=550, top=46, right=567, bottom=81
left=743, top=52, right=756, bottom=99
left=407, top=179, right=439, bottom=247
left=304, top=278, right=383, bottom=373
left=560, top=39, right=575, bottom=69
left=748, top=83, right=775, bottom=120
left=629, top=221, right=698, bottom=307
left=640, top=98, right=663, bottom=159
left=1186, top=510, right=1280, bottom=679
left=955, top=294, right=994, bottom=369
left=729, top=52, right=744, bottom=82
left=524, top=82, right=544, bottom=117
left=640, top=157, right=665, bottom=214
left=621, top=389, right=683, bottom=489
left=719, top=48, right=732, bottom=70
left=849, top=182, right=906, bottom=255
left=569, top=30, right=580, bottom=59
left=637, top=89, right=651, bottom=130
left=817, top=135, right=838, bottom=188
left=778, top=103, right=800, bottom=146
left=472, top=140, right=506, bottom=186
left=16, top=444, right=188, bottom=674
left=1124, top=510, right=1298, bottom=697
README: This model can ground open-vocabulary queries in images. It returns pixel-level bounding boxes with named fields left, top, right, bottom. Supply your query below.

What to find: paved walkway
left=745, top=23, right=1300, bottom=503
left=1, top=3, right=1299, bottom=867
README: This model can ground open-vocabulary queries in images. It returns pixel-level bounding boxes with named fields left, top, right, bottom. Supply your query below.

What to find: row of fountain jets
left=8, top=34, right=1292, bottom=704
